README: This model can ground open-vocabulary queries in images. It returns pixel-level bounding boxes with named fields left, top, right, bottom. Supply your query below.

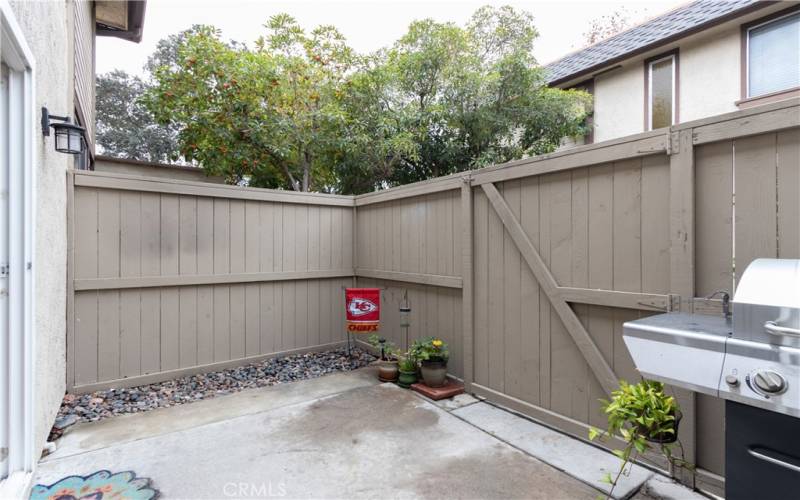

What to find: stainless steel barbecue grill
left=623, top=258, right=800, bottom=500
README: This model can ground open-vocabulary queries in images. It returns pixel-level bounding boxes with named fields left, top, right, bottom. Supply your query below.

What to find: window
left=747, top=11, right=800, bottom=98
left=647, top=54, right=676, bottom=130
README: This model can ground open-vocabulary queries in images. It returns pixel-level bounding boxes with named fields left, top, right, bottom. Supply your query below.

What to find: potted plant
left=410, top=337, right=449, bottom=387
left=367, top=335, right=399, bottom=383
left=589, top=380, right=692, bottom=499
left=397, top=354, right=418, bottom=388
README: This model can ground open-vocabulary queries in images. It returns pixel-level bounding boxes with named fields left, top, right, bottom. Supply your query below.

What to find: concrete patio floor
left=35, top=369, right=698, bottom=499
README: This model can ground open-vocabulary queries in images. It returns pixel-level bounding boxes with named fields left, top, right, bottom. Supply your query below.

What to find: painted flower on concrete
left=30, top=470, right=158, bottom=500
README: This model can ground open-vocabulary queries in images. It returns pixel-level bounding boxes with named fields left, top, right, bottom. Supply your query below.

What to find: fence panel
left=354, top=189, right=464, bottom=377
left=356, top=189, right=462, bottom=284
left=69, top=173, right=354, bottom=392
left=469, top=156, right=672, bottom=421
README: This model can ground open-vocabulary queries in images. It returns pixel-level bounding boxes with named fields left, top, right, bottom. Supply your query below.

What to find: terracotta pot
left=420, top=360, right=447, bottom=387
left=643, top=410, right=682, bottom=444
left=397, top=369, right=417, bottom=388
left=377, top=361, right=399, bottom=383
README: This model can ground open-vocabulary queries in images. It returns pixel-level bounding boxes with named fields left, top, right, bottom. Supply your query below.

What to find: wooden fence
left=67, top=173, right=355, bottom=392
left=67, top=98, right=799, bottom=494
left=351, top=98, right=799, bottom=494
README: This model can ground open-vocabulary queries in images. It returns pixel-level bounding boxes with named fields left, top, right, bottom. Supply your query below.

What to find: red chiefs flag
left=345, top=288, right=380, bottom=333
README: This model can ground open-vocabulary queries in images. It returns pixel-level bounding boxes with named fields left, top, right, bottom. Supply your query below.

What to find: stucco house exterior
left=548, top=0, right=800, bottom=144
left=0, top=0, right=144, bottom=495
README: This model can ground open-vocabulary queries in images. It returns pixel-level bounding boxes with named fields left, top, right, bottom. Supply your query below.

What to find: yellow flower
left=432, top=339, right=443, bottom=348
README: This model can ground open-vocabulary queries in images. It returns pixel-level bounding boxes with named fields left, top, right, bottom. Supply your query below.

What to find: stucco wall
left=588, top=25, right=743, bottom=142
left=679, top=29, right=741, bottom=122
left=9, top=0, right=71, bottom=458
left=592, top=64, right=645, bottom=142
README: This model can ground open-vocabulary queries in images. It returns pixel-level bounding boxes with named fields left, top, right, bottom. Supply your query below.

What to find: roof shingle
left=545, top=0, right=762, bottom=85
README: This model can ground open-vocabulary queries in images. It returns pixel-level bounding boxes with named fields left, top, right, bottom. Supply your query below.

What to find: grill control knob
left=753, top=370, right=785, bottom=394
left=725, top=375, right=739, bottom=387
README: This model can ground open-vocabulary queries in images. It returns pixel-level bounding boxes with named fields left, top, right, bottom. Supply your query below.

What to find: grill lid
left=733, top=258, right=800, bottom=309
left=732, top=258, right=800, bottom=347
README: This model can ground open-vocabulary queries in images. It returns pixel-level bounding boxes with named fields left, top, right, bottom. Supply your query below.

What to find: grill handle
left=747, top=447, right=800, bottom=474
left=764, top=321, right=800, bottom=338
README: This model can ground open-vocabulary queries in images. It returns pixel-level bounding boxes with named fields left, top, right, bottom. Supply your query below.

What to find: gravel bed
left=55, top=348, right=375, bottom=428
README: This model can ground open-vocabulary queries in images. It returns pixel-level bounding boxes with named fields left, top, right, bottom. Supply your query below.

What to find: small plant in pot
left=397, top=354, right=418, bottom=388
left=367, top=335, right=399, bottom=383
left=410, top=337, right=449, bottom=388
left=589, top=379, right=693, bottom=499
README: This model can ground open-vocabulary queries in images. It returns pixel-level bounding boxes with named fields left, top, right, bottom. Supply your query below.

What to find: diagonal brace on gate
left=481, top=183, right=619, bottom=397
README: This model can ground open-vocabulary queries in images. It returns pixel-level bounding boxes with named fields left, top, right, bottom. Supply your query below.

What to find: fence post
left=65, top=171, right=76, bottom=390
left=461, top=176, right=474, bottom=392
left=669, top=127, right=697, bottom=486
left=352, top=204, right=358, bottom=288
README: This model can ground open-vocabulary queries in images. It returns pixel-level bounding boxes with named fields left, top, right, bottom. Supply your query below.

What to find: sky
left=97, top=0, right=688, bottom=77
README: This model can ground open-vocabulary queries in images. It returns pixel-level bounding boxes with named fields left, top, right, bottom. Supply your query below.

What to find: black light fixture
left=41, top=107, right=85, bottom=155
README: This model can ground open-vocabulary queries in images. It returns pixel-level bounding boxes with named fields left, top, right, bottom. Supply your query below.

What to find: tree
left=95, top=70, right=181, bottom=162
left=583, top=9, right=631, bottom=45
left=341, top=6, right=592, bottom=188
left=95, top=27, right=211, bottom=163
left=334, top=53, right=418, bottom=193
left=143, top=7, right=591, bottom=192
left=144, top=19, right=354, bottom=190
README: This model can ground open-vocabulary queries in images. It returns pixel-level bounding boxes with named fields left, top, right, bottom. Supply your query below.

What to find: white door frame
left=0, top=0, right=36, bottom=495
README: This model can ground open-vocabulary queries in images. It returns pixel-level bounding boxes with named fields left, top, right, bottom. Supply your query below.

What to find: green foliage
left=367, top=334, right=400, bottom=360
left=410, top=337, right=449, bottom=363
left=599, top=379, right=679, bottom=441
left=341, top=6, right=592, bottom=189
left=144, top=19, right=353, bottom=190
left=398, top=355, right=417, bottom=372
left=95, top=70, right=181, bottom=162
left=589, top=380, right=692, bottom=499
left=140, top=6, right=590, bottom=192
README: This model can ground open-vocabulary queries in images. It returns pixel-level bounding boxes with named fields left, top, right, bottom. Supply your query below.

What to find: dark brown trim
left=643, top=49, right=680, bottom=131
left=549, top=1, right=774, bottom=87
left=740, top=4, right=800, bottom=100
left=96, top=1, right=147, bottom=43
left=567, top=78, right=595, bottom=144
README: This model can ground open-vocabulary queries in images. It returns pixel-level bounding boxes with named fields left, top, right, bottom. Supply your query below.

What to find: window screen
left=649, top=56, right=674, bottom=130
left=748, top=13, right=800, bottom=97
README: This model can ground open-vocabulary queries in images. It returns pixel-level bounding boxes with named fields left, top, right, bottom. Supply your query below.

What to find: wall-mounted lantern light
left=41, top=107, right=85, bottom=155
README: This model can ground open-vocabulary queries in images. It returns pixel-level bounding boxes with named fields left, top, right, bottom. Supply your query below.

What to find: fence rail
left=67, top=97, right=800, bottom=496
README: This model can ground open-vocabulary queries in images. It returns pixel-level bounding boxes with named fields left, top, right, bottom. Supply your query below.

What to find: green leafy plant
left=409, top=337, right=449, bottom=363
left=589, top=380, right=692, bottom=498
left=367, top=334, right=400, bottom=361
left=398, top=355, right=417, bottom=372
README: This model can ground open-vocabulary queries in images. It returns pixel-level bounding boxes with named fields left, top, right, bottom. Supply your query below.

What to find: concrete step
left=452, top=402, right=654, bottom=499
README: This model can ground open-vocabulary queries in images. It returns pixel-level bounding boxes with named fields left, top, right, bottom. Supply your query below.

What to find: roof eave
left=96, top=0, right=147, bottom=43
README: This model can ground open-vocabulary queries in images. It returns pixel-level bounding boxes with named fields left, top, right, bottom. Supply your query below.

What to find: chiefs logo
left=347, top=298, right=377, bottom=317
